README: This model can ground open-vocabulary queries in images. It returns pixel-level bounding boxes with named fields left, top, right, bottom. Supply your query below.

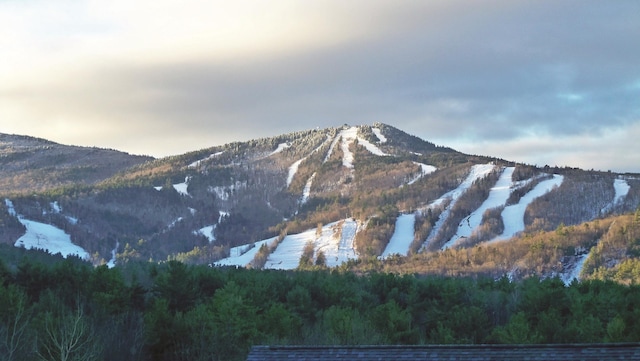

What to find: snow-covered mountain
left=1, top=123, right=639, bottom=280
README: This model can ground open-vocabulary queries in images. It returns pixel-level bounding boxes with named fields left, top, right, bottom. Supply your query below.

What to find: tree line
left=1, top=246, right=640, bottom=361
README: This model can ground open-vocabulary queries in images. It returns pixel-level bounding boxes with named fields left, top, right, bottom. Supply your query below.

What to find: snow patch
left=372, top=128, right=387, bottom=143
left=210, top=181, right=245, bottom=201
left=5, top=199, right=17, bottom=217
left=269, top=142, right=291, bottom=156
left=51, top=201, right=62, bottom=213
left=15, top=218, right=89, bottom=259
left=215, top=237, right=277, bottom=267
left=106, top=241, right=119, bottom=268
left=407, top=162, right=437, bottom=186
left=188, top=151, right=224, bottom=168
left=6, top=199, right=89, bottom=260
left=196, top=225, right=216, bottom=242
left=173, top=176, right=190, bottom=196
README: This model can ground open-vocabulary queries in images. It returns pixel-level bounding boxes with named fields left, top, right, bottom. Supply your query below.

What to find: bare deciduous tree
left=37, top=305, right=101, bottom=361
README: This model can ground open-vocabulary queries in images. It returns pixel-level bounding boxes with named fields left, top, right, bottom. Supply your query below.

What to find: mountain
left=1, top=123, right=639, bottom=282
left=0, top=133, right=152, bottom=194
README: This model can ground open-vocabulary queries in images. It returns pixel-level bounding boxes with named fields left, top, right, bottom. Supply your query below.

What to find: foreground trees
left=0, top=251, right=639, bottom=361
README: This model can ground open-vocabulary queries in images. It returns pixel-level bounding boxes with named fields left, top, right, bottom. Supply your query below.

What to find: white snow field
left=488, top=174, right=564, bottom=243
left=313, top=219, right=359, bottom=267
left=253, top=218, right=360, bottom=270
left=214, top=219, right=360, bottom=269
left=5, top=199, right=90, bottom=260
left=381, top=213, right=416, bottom=257
left=172, top=176, right=190, bottom=196
left=418, top=163, right=496, bottom=250
left=442, top=167, right=515, bottom=249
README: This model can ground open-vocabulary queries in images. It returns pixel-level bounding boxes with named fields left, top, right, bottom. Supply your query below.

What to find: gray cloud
left=1, top=0, right=639, bottom=171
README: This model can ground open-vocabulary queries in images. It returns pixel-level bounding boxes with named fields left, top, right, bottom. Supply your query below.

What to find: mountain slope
left=0, top=133, right=152, bottom=194
left=1, top=123, right=639, bottom=282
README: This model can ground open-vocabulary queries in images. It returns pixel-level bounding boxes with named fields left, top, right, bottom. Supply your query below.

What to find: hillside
left=0, top=133, right=152, bottom=194
left=1, top=123, right=639, bottom=282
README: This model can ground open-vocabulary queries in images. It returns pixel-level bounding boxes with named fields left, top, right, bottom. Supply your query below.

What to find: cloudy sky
left=1, top=0, right=639, bottom=172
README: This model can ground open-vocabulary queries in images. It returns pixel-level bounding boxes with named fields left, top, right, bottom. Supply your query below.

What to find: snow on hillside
left=372, top=127, right=387, bottom=143
left=323, top=126, right=388, bottom=168
left=287, top=159, right=305, bottom=187
left=194, top=211, right=227, bottom=242
left=420, top=163, right=496, bottom=250
left=489, top=174, right=564, bottom=243
left=287, top=136, right=331, bottom=188
left=407, top=162, right=437, bottom=186
left=561, top=253, right=589, bottom=286
left=214, top=237, right=276, bottom=267
left=357, top=135, right=388, bottom=156
left=260, top=218, right=360, bottom=270
left=340, top=127, right=357, bottom=168
left=314, top=219, right=359, bottom=267
left=442, top=167, right=515, bottom=249
left=614, top=178, right=630, bottom=204
left=601, top=178, right=630, bottom=214
left=300, top=173, right=316, bottom=205
left=173, top=176, right=190, bottom=196
left=209, top=181, right=246, bottom=201
left=269, top=142, right=291, bottom=156
left=381, top=213, right=416, bottom=257
left=188, top=151, right=224, bottom=168
left=6, top=199, right=90, bottom=260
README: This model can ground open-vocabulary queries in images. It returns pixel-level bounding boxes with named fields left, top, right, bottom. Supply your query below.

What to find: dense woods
left=1, top=248, right=640, bottom=361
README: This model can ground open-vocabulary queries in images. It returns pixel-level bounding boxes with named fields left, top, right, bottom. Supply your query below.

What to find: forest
left=1, top=247, right=640, bottom=361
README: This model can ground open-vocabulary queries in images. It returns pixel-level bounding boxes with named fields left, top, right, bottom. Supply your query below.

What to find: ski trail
left=419, top=163, right=495, bottom=250
left=442, top=167, right=515, bottom=249
left=288, top=135, right=331, bottom=187
left=381, top=213, right=416, bottom=257
left=488, top=174, right=564, bottom=243
left=323, top=126, right=388, bottom=167
left=300, top=173, right=316, bottom=205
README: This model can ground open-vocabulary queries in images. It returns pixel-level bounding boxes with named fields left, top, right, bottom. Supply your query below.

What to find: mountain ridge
left=0, top=132, right=153, bottom=194
left=1, top=123, right=639, bottom=282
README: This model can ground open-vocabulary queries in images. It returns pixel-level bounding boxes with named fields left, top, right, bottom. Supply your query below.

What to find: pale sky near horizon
left=1, top=0, right=639, bottom=172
